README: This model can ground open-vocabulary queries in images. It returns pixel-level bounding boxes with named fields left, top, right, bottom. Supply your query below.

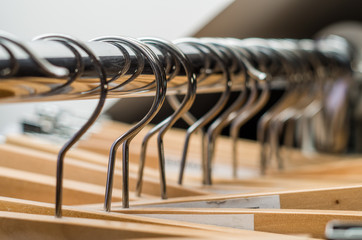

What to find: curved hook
left=85, top=39, right=144, bottom=94
left=200, top=39, right=243, bottom=184
left=38, top=41, right=84, bottom=96
left=267, top=40, right=331, bottom=171
left=176, top=38, right=232, bottom=185
left=165, top=40, right=213, bottom=127
left=0, top=31, right=68, bottom=78
left=202, top=40, right=266, bottom=183
left=33, top=34, right=108, bottom=218
left=106, top=41, right=132, bottom=85
left=92, top=36, right=167, bottom=210
left=167, top=95, right=197, bottom=125
left=107, top=42, right=145, bottom=91
left=257, top=41, right=304, bottom=174
left=230, top=45, right=272, bottom=179
left=135, top=37, right=197, bottom=198
left=0, top=42, right=19, bottom=77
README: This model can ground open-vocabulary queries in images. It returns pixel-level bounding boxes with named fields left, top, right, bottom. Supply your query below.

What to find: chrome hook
left=200, top=39, right=246, bottom=184
left=258, top=40, right=309, bottom=174
left=33, top=34, right=108, bottom=218
left=92, top=36, right=167, bottom=210
left=230, top=45, right=272, bottom=178
left=166, top=41, right=212, bottom=127
left=0, top=42, right=19, bottom=77
left=0, top=31, right=68, bottom=78
left=176, top=38, right=232, bottom=185
left=202, top=39, right=271, bottom=182
left=135, top=37, right=197, bottom=199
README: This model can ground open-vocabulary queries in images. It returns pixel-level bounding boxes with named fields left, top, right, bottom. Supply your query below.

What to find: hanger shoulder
left=117, top=208, right=362, bottom=239
left=5, top=136, right=208, bottom=198
left=0, top=197, right=306, bottom=240
left=0, top=211, right=207, bottom=240
left=0, top=165, right=124, bottom=204
left=132, top=185, right=362, bottom=211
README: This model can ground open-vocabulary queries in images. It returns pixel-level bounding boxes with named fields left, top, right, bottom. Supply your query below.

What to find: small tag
left=141, top=195, right=280, bottom=209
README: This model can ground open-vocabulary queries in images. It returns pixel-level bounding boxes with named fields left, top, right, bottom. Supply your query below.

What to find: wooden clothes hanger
left=0, top=139, right=206, bottom=199
left=0, top=120, right=351, bottom=239
left=3, top=120, right=362, bottom=239
left=117, top=208, right=362, bottom=239
left=3, top=116, right=362, bottom=239
left=0, top=196, right=309, bottom=240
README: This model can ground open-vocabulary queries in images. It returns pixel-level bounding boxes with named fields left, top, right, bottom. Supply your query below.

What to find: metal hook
left=38, top=41, right=84, bottom=96
left=0, top=42, right=19, bottom=77
left=258, top=40, right=310, bottom=174
left=276, top=42, right=321, bottom=157
left=33, top=34, right=108, bottom=218
left=176, top=38, right=232, bottom=185
left=165, top=41, right=212, bottom=127
left=160, top=44, right=182, bottom=81
left=106, top=42, right=132, bottom=85
left=202, top=39, right=272, bottom=183
left=230, top=45, right=272, bottom=179
left=164, top=42, right=213, bottom=145
left=215, top=41, right=268, bottom=178
left=86, top=39, right=144, bottom=94
left=0, top=31, right=68, bottom=78
left=274, top=40, right=351, bottom=163
left=92, top=36, right=167, bottom=210
left=302, top=42, right=340, bottom=153
left=265, top=41, right=314, bottom=172
left=135, top=37, right=197, bottom=199
left=108, top=42, right=145, bottom=91
left=200, top=39, right=246, bottom=184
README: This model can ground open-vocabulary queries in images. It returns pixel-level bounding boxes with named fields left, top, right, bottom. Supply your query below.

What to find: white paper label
left=140, top=195, right=280, bottom=209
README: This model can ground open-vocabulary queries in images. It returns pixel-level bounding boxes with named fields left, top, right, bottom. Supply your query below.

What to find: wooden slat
left=0, top=211, right=205, bottom=240
left=0, top=166, right=124, bottom=204
left=0, top=142, right=207, bottom=198
left=127, top=185, right=362, bottom=211
left=117, top=208, right=362, bottom=238
left=0, top=197, right=309, bottom=240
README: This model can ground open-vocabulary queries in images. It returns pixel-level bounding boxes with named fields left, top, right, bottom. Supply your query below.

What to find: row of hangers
left=3, top=120, right=362, bottom=239
left=0, top=30, right=360, bottom=239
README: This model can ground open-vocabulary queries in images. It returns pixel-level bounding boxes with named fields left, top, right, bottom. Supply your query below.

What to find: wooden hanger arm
left=117, top=208, right=362, bottom=238
left=0, top=165, right=125, bottom=204
left=4, top=137, right=208, bottom=198
left=0, top=197, right=307, bottom=240
left=130, top=185, right=362, bottom=211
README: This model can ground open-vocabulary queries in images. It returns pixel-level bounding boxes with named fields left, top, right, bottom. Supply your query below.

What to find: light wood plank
left=0, top=143, right=207, bottom=198
left=118, top=208, right=362, bottom=238
left=0, top=197, right=308, bottom=239
left=128, top=185, right=362, bottom=211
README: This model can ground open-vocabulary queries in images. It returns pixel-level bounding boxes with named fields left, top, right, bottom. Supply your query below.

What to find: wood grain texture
left=117, top=208, right=362, bottom=238
left=5, top=136, right=207, bottom=198
left=130, top=185, right=362, bottom=211
left=0, top=198, right=309, bottom=240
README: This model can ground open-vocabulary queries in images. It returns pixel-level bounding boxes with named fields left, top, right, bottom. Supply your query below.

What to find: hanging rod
left=0, top=35, right=353, bottom=103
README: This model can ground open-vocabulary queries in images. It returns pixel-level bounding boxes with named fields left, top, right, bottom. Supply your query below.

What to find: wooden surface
left=0, top=197, right=309, bottom=240
left=0, top=211, right=210, bottom=240
left=117, top=208, right=362, bottom=238
left=0, top=166, right=121, bottom=204
left=127, top=185, right=362, bottom=211
left=1, top=120, right=361, bottom=239
left=5, top=135, right=208, bottom=198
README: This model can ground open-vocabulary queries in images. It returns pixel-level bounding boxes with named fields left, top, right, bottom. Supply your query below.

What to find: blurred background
left=0, top=0, right=362, bottom=140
